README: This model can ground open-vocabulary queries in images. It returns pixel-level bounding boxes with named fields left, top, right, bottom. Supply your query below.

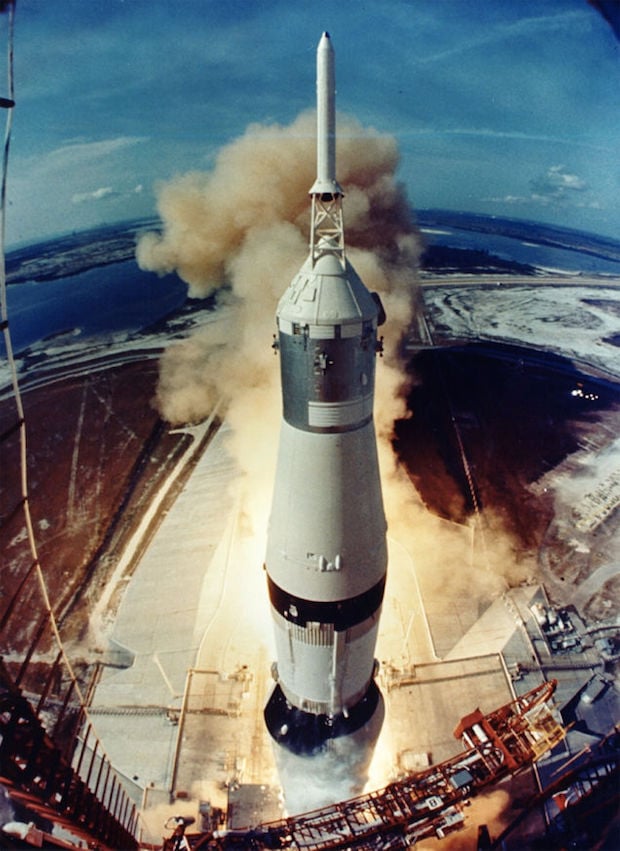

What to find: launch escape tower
left=264, top=33, right=388, bottom=755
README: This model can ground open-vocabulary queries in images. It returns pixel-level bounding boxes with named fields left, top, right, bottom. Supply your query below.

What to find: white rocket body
left=264, top=33, right=387, bottom=754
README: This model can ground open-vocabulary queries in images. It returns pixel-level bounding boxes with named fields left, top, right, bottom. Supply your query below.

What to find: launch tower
left=264, top=32, right=387, bottom=756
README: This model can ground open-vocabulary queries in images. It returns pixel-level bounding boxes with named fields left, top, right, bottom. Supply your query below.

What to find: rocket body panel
left=279, top=332, right=377, bottom=431
left=266, top=421, right=386, bottom=602
left=269, top=607, right=382, bottom=714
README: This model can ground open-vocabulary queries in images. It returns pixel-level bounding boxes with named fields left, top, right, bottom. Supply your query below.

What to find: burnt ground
left=393, top=343, right=619, bottom=615
left=394, top=344, right=596, bottom=539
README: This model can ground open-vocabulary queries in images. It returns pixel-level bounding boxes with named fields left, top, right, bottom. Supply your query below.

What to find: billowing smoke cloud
left=136, top=110, right=421, bottom=550
left=137, top=110, right=419, bottom=433
left=135, top=110, right=535, bottom=825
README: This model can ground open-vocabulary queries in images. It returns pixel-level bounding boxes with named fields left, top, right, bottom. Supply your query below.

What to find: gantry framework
left=170, top=680, right=565, bottom=850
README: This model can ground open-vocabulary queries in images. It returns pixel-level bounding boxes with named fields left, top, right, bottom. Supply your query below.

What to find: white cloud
left=71, top=183, right=146, bottom=205
left=485, top=165, right=600, bottom=211
left=46, top=136, right=146, bottom=168
left=486, top=191, right=603, bottom=212
left=416, top=9, right=588, bottom=66
left=529, top=164, right=589, bottom=201
left=482, top=194, right=529, bottom=206
left=72, top=186, right=115, bottom=204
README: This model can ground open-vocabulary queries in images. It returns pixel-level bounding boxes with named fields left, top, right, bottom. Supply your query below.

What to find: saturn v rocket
left=264, top=32, right=387, bottom=758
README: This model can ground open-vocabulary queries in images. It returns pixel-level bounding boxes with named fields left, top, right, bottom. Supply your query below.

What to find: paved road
left=420, top=273, right=620, bottom=287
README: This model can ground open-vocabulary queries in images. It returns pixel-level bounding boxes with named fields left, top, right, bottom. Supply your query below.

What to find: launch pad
left=4, top=312, right=616, bottom=848
left=2, top=21, right=617, bottom=850
left=87, top=409, right=566, bottom=845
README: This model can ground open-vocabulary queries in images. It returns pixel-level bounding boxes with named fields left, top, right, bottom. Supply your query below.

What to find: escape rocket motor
left=264, top=32, right=388, bottom=754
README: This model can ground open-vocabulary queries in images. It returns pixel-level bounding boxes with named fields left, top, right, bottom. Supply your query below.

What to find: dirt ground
left=0, top=359, right=190, bottom=655
left=2, top=342, right=617, bottom=668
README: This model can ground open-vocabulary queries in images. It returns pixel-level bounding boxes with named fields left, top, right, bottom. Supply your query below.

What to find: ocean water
left=5, top=259, right=187, bottom=353
left=419, top=226, right=620, bottom=275
left=4, top=215, right=619, bottom=357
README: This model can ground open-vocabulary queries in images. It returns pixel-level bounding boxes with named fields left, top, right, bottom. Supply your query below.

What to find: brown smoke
left=417, top=789, right=512, bottom=850
left=135, top=109, right=541, bottom=832
left=136, top=110, right=533, bottom=602
left=136, top=110, right=420, bottom=435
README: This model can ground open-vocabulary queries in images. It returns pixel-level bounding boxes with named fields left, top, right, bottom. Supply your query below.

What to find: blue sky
left=3, top=0, right=619, bottom=246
